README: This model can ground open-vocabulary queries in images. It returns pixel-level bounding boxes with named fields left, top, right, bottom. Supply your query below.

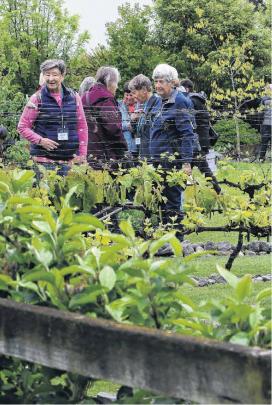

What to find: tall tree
left=0, top=0, right=89, bottom=94
left=101, top=3, right=167, bottom=87
left=153, top=0, right=270, bottom=92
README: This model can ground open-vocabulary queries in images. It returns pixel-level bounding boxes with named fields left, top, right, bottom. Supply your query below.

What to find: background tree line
left=0, top=0, right=270, bottom=139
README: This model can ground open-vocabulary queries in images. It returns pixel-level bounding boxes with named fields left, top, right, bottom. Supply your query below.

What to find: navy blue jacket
left=150, top=90, right=194, bottom=164
left=32, top=84, right=78, bottom=160
left=137, top=94, right=161, bottom=158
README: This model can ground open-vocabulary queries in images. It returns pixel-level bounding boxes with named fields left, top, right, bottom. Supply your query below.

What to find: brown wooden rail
left=0, top=298, right=270, bottom=404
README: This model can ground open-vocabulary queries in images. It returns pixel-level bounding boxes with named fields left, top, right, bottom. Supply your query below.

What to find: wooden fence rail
left=0, top=298, right=270, bottom=404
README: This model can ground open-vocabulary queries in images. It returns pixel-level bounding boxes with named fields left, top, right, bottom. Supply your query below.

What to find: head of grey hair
left=95, top=66, right=120, bottom=88
left=40, top=59, right=66, bottom=75
left=129, top=74, right=152, bottom=92
left=79, top=76, right=96, bottom=96
left=152, top=64, right=178, bottom=83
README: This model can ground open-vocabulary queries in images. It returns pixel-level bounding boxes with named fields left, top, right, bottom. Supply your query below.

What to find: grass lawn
left=182, top=280, right=271, bottom=310
left=186, top=254, right=271, bottom=278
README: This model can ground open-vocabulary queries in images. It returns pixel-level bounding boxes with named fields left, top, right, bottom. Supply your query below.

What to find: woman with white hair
left=79, top=76, right=96, bottom=96
left=150, top=63, right=195, bottom=240
left=128, top=74, right=160, bottom=158
left=82, top=66, right=127, bottom=161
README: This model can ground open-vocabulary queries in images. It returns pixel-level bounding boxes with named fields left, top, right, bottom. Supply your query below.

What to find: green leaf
left=106, top=297, right=135, bottom=322
left=229, top=332, right=250, bottom=346
left=0, top=181, right=11, bottom=194
left=58, top=207, right=73, bottom=225
left=149, top=233, right=178, bottom=256
left=74, top=213, right=105, bottom=230
left=63, top=224, right=95, bottom=239
left=235, top=274, right=252, bottom=301
left=172, top=318, right=205, bottom=332
left=8, top=196, right=37, bottom=205
left=119, top=220, right=135, bottom=239
left=63, top=185, right=78, bottom=206
left=69, top=285, right=103, bottom=309
left=106, top=233, right=132, bottom=247
left=0, top=274, right=16, bottom=288
left=17, top=206, right=49, bottom=215
left=32, top=221, right=52, bottom=235
left=169, top=236, right=183, bottom=256
left=105, top=301, right=124, bottom=322
left=33, top=248, right=53, bottom=267
left=60, top=265, right=93, bottom=277
left=217, top=265, right=238, bottom=288
left=256, top=288, right=271, bottom=302
left=99, top=266, right=116, bottom=291
left=120, top=258, right=149, bottom=272
left=23, top=270, right=56, bottom=285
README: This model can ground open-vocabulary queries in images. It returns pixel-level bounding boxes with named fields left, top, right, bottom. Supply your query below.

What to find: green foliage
left=91, top=4, right=167, bottom=89
left=172, top=266, right=271, bottom=347
left=0, top=0, right=90, bottom=95
left=0, top=356, right=93, bottom=403
left=213, top=118, right=260, bottom=148
left=0, top=74, right=25, bottom=140
left=117, top=209, right=145, bottom=232
left=0, top=0, right=90, bottom=146
left=4, top=139, right=31, bottom=164
left=153, top=0, right=270, bottom=92
left=0, top=164, right=270, bottom=403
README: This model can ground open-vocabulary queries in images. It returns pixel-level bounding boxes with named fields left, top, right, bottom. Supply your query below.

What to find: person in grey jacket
left=259, top=84, right=272, bottom=161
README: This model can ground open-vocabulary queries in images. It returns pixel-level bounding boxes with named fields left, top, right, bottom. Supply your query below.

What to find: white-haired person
left=150, top=63, right=195, bottom=241
left=128, top=74, right=160, bottom=158
left=79, top=76, right=96, bottom=97
left=81, top=66, right=127, bottom=161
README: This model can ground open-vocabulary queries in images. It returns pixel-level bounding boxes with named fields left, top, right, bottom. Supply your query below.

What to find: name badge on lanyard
left=57, top=125, right=69, bottom=141
left=135, top=137, right=141, bottom=145
left=58, top=103, right=69, bottom=140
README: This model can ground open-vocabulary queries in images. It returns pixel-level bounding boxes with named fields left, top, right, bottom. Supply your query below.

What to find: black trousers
left=259, top=125, right=271, bottom=160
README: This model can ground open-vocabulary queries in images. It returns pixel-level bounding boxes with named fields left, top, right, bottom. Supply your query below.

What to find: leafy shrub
left=4, top=139, right=30, bottom=165
left=117, top=209, right=145, bottom=231
left=0, top=167, right=270, bottom=403
left=213, top=118, right=260, bottom=149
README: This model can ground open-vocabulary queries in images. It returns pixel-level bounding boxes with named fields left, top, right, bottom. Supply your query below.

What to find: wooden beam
left=0, top=299, right=270, bottom=404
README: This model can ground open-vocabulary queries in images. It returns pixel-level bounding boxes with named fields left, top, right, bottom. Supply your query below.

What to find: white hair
left=152, top=64, right=179, bottom=82
left=40, top=59, right=66, bottom=75
left=95, top=66, right=120, bottom=88
left=79, top=76, right=96, bottom=96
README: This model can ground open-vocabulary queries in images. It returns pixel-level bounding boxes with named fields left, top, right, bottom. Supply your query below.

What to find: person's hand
left=71, top=155, right=87, bottom=164
left=39, top=138, right=59, bottom=151
left=182, top=162, right=192, bottom=176
left=130, top=111, right=142, bottom=121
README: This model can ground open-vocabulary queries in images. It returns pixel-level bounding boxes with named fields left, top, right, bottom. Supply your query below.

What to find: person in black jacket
left=180, top=79, right=221, bottom=194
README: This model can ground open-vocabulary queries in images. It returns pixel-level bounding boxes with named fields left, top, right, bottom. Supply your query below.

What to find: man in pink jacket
left=18, top=59, right=88, bottom=175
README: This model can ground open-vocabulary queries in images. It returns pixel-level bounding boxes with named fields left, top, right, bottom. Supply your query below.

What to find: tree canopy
left=88, top=0, right=270, bottom=94
left=0, top=0, right=89, bottom=95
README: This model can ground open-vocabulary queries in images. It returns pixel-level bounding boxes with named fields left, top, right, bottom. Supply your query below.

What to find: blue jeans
left=34, top=162, right=70, bottom=183
left=124, top=132, right=137, bottom=153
